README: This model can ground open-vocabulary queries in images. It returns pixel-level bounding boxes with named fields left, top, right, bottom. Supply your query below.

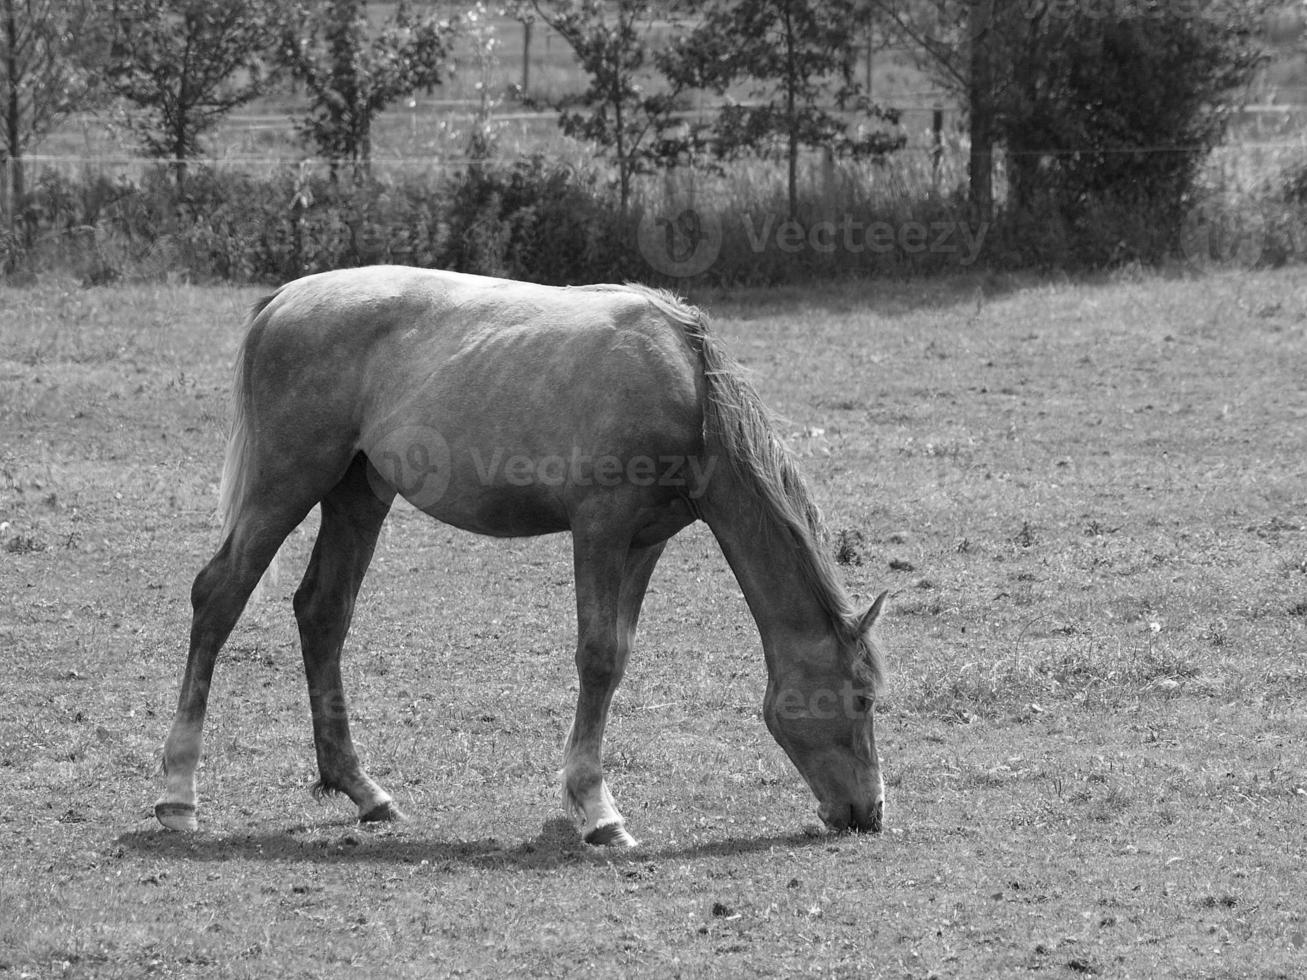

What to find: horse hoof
left=359, top=801, right=405, bottom=823
left=155, top=801, right=198, bottom=832
left=584, top=821, right=639, bottom=848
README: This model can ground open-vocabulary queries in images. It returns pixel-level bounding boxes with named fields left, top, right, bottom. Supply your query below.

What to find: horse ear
left=856, top=591, right=888, bottom=634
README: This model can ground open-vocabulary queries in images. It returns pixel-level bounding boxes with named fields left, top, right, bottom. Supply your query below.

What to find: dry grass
left=1, top=269, right=1306, bottom=977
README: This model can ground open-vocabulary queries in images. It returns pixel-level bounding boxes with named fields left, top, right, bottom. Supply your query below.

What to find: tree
left=106, top=0, right=275, bottom=172
left=999, top=1, right=1265, bottom=226
left=873, top=0, right=1268, bottom=233
left=665, top=0, right=904, bottom=220
left=528, top=0, right=692, bottom=218
left=277, top=0, right=452, bottom=181
left=869, top=0, right=994, bottom=219
left=0, top=0, right=102, bottom=223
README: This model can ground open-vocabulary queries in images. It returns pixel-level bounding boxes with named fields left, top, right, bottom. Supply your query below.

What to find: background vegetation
left=1, top=0, right=1305, bottom=286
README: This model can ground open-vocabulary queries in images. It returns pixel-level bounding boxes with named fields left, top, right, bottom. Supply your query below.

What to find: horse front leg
left=563, top=535, right=665, bottom=847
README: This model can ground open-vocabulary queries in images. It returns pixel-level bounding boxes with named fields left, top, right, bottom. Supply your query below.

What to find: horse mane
left=615, top=284, right=886, bottom=694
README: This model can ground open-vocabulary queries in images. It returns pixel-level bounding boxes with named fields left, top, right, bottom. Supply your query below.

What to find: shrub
left=994, top=0, right=1266, bottom=268
left=632, top=159, right=984, bottom=286
left=441, top=155, right=632, bottom=284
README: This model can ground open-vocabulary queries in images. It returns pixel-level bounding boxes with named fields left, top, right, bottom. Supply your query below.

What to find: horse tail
left=215, top=293, right=280, bottom=598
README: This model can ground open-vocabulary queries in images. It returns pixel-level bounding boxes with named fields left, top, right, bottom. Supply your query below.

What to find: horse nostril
left=847, top=800, right=883, bottom=833
left=819, top=804, right=852, bottom=832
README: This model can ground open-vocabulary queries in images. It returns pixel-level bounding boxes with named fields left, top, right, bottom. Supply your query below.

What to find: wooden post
left=521, top=18, right=532, bottom=95
left=968, top=0, right=995, bottom=224
left=932, top=108, right=944, bottom=188
left=4, top=0, right=21, bottom=231
left=864, top=9, right=873, bottom=99
left=1, top=156, right=10, bottom=241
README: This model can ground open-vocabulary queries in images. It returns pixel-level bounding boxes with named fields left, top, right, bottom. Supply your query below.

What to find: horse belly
left=363, top=416, right=701, bottom=540
left=424, top=476, right=571, bottom=538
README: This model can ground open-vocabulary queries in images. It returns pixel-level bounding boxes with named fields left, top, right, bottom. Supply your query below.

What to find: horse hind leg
left=155, top=494, right=315, bottom=831
left=562, top=535, right=665, bottom=847
left=292, top=454, right=401, bottom=823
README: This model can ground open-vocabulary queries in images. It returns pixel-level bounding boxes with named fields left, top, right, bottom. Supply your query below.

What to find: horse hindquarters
left=156, top=298, right=376, bottom=831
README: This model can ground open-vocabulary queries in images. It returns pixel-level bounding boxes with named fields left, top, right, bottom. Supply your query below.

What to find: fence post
left=0, top=156, right=8, bottom=240
left=521, top=18, right=532, bottom=95
left=864, top=10, right=874, bottom=98
left=932, top=108, right=944, bottom=189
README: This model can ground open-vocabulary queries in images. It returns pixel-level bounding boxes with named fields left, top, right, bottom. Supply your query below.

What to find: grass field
left=1, top=268, right=1306, bottom=978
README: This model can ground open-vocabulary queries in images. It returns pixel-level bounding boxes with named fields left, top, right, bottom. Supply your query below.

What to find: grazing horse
left=155, top=266, right=888, bottom=845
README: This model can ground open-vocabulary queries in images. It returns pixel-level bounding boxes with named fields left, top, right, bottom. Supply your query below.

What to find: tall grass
left=4, top=122, right=1307, bottom=286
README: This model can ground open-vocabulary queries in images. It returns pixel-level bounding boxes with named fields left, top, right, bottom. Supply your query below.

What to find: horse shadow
left=115, top=814, right=841, bottom=872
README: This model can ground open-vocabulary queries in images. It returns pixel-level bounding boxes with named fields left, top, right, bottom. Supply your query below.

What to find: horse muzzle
left=818, top=797, right=884, bottom=834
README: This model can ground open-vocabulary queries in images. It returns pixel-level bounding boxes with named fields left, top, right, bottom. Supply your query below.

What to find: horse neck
left=698, top=472, right=844, bottom=671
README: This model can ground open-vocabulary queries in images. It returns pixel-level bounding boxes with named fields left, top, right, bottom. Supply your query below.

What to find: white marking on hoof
left=155, top=801, right=198, bottom=832
left=359, top=800, right=405, bottom=823
left=584, top=820, right=639, bottom=847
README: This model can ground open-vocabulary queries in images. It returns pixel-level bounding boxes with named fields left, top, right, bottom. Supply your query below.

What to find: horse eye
left=856, top=695, right=874, bottom=712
